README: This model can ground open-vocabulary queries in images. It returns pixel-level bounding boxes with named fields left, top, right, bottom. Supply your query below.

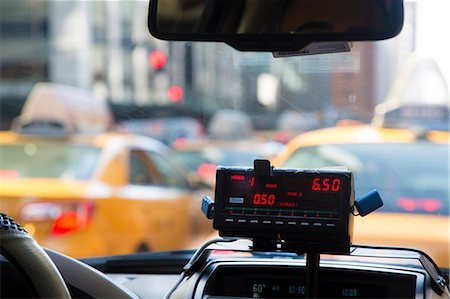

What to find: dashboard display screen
left=248, top=279, right=387, bottom=298
left=205, top=266, right=417, bottom=299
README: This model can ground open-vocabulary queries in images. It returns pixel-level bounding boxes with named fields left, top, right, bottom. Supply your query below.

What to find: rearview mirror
left=148, top=0, right=404, bottom=51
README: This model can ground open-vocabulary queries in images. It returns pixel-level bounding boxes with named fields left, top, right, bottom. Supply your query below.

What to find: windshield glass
left=283, top=143, right=449, bottom=215
left=0, top=143, right=100, bottom=179
left=0, top=0, right=448, bottom=266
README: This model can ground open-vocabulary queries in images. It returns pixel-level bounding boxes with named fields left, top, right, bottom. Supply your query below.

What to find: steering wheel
left=0, top=212, right=71, bottom=298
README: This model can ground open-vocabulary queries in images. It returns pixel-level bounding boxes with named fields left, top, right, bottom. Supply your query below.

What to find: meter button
left=225, top=218, right=234, bottom=223
left=263, top=220, right=271, bottom=225
left=300, top=222, right=310, bottom=226
left=326, top=223, right=335, bottom=227
left=237, top=219, right=246, bottom=223
left=313, top=222, right=323, bottom=227
left=275, top=221, right=284, bottom=225
left=250, top=220, right=259, bottom=224
left=229, top=197, right=244, bottom=204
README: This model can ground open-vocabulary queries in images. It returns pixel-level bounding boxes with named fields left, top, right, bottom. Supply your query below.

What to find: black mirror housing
left=148, top=0, right=404, bottom=52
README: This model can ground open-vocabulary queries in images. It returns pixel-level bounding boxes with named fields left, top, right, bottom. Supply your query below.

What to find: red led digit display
left=311, top=177, right=341, bottom=192
left=217, top=168, right=350, bottom=221
left=253, top=193, right=275, bottom=205
left=231, top=174, right=245, bottom=181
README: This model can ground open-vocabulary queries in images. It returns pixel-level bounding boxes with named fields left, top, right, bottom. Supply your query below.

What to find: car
left=117, top=116, right=205, bottom=145
left=0, top=0, right=449, bottom=298
left=272, top=125, right=449, bottom=268
left=174, top=139, right=283, bottom=188
left=0, top=129, right=212, bottom=258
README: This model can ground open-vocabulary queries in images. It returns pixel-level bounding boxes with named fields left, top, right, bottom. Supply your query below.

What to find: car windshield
left=283, top=143, right=449, bottom=215
left=0, top=0, right=448, bottom=264
left=0, top=143, right=100, bottom=180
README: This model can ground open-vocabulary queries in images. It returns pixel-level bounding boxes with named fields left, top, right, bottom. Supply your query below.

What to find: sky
left=415, top=0, right=450, bottom=85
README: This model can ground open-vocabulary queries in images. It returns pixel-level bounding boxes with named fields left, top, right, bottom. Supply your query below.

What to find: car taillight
left=396, top=197, right=442, bottom=213
left=20, top=202, right=94, bottom=235
left=197, top=163, right=217, bottom=177
left=0, top=169, right=19, bottom=178
left=172, top=137, right=188, bottom=148
left=421, top=199, right=442, bottom=213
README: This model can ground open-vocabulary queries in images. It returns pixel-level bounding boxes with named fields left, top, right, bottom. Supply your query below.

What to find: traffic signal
left=167, top=85, right=183, bottom=102
left=148, top=50, right=167, bottom=69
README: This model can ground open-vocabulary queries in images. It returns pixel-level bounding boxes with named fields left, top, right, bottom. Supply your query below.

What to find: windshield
left=283, top=143, right=449, bottom=215
left=0, top=143, right=100, bottom=180
left=0, top=0, right=448, bottom=265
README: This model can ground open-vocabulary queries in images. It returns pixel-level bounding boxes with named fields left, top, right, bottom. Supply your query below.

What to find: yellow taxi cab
left=0, top=82, right=212, bottom=258
left=272, top=125, right=449, bottom=268
left=0, top=129, right=211, bottom=258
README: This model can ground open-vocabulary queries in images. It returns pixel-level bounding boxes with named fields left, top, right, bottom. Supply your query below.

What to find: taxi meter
left=204, top=160, right=357, bottom=254
left=201, top=160, right=382, bottom=298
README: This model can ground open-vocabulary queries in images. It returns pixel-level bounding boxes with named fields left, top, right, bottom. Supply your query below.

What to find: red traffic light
left=167, top=85, right=184, bottom=102
left=149, top=50, right=167, bottom=69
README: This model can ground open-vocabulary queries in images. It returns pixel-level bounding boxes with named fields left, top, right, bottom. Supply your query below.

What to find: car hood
left=353, top=212, right=449, bottom=268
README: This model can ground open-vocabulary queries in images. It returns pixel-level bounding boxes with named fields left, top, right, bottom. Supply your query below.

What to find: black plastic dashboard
left=142, top=241, right=446, bottom=299
left=1, top=243, right=448, bottom=299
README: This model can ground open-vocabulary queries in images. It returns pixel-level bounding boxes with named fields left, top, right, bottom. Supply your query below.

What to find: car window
left=283, top=143, right=449, bottom=215
left=129, top=150, right=155, bottom=185
left=175, top=150, right=210, bottom=171
left=0, top=143, right=99, bottom=180
left=146, top=151, right=189, bottom=189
